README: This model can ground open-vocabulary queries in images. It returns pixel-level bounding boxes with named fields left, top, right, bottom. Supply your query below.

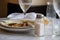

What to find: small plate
left=0, top=25, right=34, bottom=32
left=0, top=19, right=35, bottom=32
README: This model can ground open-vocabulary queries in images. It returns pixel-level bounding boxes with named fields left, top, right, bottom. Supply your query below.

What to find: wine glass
left=53, top=0, right=60, bottom=18
left=18, top=0, right=32, bottom=14
left=53, top=0, right=60, bottom=37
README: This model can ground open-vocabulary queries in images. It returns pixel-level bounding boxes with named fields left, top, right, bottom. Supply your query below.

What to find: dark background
left=8, top=3, right=47, bottom=16
left=8, top=3, right=58, bottom=18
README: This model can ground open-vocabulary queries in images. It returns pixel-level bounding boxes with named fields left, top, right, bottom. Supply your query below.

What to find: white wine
left=20, top=3, right=31, bottom=13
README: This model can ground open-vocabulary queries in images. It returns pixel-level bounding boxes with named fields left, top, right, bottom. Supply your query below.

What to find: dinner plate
left=0, top=19, right=35, bottom=32
left=0, top=25, right=34, bottom=32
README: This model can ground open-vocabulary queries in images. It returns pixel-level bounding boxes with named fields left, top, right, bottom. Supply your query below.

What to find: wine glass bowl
left=18, top=0, right=32, bottom=14
left=53, top=0, right=60, bottom=18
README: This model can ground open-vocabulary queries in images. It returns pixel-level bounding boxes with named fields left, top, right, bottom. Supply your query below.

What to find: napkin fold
left=7, top=12, right=37, bottom=20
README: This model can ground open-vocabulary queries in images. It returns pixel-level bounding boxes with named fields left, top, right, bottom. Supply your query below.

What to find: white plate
left=0, top=26, right=34, bottom=32
left=0, top=19, right=35, bottom=32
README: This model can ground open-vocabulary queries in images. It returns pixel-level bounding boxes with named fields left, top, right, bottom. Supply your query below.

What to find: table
left=0, top=18, right=60, bottom=40
left=0, top=29, right=60, bottom=40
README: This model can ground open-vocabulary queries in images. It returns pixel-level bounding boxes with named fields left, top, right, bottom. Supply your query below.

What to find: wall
left=0, top=0, right=8, bottom=17
left=32, top=0, right=47, bottom=5
left=8, top=0, right=18, bottom=4
left=8, top=0, right=53, bottom=5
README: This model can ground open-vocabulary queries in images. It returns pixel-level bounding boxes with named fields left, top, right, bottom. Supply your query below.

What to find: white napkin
left=7, top=12, right=37, bottom=20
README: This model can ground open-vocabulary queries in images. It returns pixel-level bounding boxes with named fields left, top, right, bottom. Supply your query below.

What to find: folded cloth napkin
left=7, top=12, right=37, bottom=20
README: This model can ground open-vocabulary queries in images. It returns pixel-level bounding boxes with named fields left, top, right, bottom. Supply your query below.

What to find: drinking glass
left=53, top=0, right=60, bottom=18
left=46, top=1, right=56, bottom=18
left=18, top=0, right=32, bottom=14
left=52, top=0, right=60, bottom=37
left=52, top=19, right=60, bottom=37
left=46, top=0, right=56, bottom=36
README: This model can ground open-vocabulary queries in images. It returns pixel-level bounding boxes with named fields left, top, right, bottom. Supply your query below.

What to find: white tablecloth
left=0, top=18, right=60, bottom=40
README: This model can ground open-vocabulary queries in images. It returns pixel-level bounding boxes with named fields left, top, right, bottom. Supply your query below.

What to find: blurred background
left=0, top=0, right=53, bottom=18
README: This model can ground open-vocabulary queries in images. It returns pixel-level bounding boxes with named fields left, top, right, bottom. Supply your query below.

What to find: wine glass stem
left=24, top=12, right=26, bottom=15
left=23, top=11, right=26, bottom=15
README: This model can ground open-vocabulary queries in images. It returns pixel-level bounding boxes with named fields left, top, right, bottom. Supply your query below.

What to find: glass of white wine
left=18, top=0, right=32, bottom=15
